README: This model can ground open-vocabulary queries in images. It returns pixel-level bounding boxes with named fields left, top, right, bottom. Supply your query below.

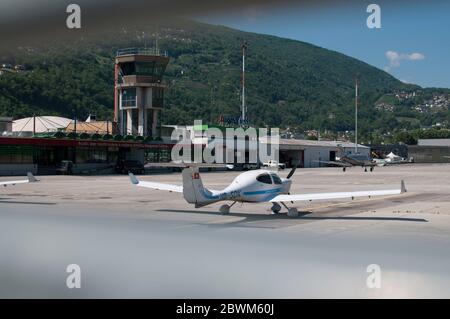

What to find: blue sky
left=198, top=1, right=450, bottom=88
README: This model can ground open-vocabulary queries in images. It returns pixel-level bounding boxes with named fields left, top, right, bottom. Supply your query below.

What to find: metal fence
left=116, top=47, right=168, bottom=57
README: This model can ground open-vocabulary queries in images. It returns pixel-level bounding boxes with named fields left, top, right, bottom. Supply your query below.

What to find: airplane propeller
left=286, top=165, right=298, bottom=179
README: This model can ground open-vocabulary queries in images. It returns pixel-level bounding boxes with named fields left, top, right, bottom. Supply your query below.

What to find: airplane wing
left=365, top=161, right=378, bottom=167
left=270, top=181, right=406, bottom=203
left=313, top=160, right=351, bottom=167
left=0, top=172, right=38, bottom=187
left=129, top=173, right=183, bottom=193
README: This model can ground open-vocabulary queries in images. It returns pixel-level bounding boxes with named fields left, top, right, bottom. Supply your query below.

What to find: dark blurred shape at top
left=0, top=0, right=354, bottom=51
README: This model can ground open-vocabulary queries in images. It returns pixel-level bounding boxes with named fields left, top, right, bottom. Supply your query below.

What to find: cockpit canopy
left=256, top=173, right=283, bottom=185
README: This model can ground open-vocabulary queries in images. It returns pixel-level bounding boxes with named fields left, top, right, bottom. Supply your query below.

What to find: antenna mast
left=241, top=41, right=248, bottom=125
left=355, top=76, right=358, bottom=154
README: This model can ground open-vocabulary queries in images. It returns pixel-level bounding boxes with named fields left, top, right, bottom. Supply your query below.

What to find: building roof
left=418, top=139, right=450, bottom=147
left=276, top=139, right=369, bottom=149
left=13, top=116, right=72, bottom=134
left=0, top=136, right=174, bottom=149
left=66, top=121, right=113, bottom=134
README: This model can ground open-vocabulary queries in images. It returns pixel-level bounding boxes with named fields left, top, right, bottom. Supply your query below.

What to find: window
left=135, top=62, right=155, bottom=76
left=271, top=174, right=282, bottom=185
left=256, top=173, right=272, bottom=184
left=75, top=147, right=109, bottom=164
left=121, top=88, right=136, bottom=108
left=0, top=146, right=33, bottom=164
left=120, top=62, right=136, bottom=76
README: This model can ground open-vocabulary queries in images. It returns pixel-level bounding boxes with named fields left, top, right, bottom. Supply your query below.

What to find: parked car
left=115, top=160, right=144, bottom=174
left=242, top=163, right=260, bottom=170
left=262, top=159, right=286, bottom=170
left=56, top=160, right=74, bottom=175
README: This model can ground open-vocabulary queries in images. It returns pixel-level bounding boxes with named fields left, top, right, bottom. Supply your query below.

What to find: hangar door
left=280, top=150, right=304, bottom=168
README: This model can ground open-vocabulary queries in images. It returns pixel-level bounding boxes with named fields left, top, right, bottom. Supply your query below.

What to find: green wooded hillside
left=1, top=19, right=446, bottom=137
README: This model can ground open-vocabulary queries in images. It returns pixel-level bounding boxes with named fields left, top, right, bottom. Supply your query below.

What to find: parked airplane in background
left=1, top=172, right=38, bottom=187
left=373, top=152, right=408, bottom=166
left=317, top=153, right=377, bottom=172
left=129, top=165, right=406, bottom=217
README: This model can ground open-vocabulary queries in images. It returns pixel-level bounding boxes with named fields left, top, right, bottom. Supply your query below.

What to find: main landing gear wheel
left=343, top=167, right=346, bottom=172
left=287, top=208, right=299, bottom=218
left=271, top=203, right=281, bottom=214
left=370, top=167, right=374, bottom=172
left=219, top=204, right=230, bottom=215
left=364, top=167, right=368, bottom=172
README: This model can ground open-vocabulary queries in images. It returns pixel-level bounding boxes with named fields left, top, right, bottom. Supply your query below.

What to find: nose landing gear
left=271, top=203, right=281, bottom=214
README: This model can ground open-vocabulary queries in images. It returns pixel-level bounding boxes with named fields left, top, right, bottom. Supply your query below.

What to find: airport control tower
left=114, top=48, right=169, bottom=137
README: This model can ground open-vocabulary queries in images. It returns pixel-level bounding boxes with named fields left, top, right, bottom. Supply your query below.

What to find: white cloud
left=408, top=52, right=425, bottom=60
left=384, top=51, right=425, bottom=72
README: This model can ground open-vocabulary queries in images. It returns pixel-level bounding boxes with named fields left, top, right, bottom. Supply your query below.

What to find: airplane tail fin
left=182, top=167, right=216, bottom=207
left=27, top=172, right=38, bottom=183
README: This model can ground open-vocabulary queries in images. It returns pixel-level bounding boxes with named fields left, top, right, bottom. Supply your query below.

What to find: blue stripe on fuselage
left=201, top=188, right=282, bottom=201
left=243, top=188, right=282, bottom=196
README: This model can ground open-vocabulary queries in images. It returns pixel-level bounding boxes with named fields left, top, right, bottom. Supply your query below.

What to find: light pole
left=355, top=76, right=359, bottom=154
left=241, top=41, right=248, bottom=125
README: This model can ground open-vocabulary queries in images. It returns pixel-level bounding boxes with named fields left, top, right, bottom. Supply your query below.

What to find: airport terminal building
left=0, top=135, right=173, bottom=175
left=0, top=127, right=370, bottom=175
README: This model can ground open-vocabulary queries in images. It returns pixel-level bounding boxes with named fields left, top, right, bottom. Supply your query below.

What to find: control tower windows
left=119, top=62, right=166, bottom=79
left=121, top=88, right=136, bottom=108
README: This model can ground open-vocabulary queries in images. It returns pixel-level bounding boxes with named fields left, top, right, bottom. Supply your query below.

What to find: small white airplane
left=1, top=172, right=39, bottom=187
left=129, top=165, right=406, bottom=217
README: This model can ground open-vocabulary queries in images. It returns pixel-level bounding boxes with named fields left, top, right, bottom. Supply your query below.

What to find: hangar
left=278, top=139, right=370, bottom=168
left=408, top=139, right=450, bottom=163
